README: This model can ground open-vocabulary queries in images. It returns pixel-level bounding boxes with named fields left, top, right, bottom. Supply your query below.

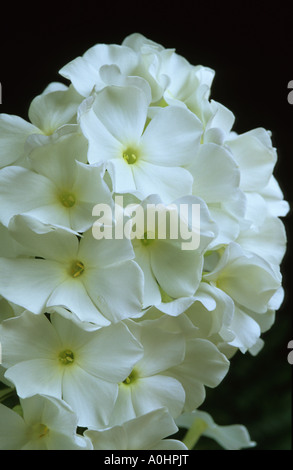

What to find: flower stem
left=182, top=418, right=208, bottom=450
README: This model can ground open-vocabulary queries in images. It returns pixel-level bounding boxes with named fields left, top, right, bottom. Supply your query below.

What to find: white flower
left=78, top=84, right=203, bottom=202
left=0, top=311, right=143, bottom=427
left=28, top=83, right=82, bottom=136
left=109, top=319, right=186, bottom=425
left=259, top=175, right=289, bottom=218
left=109, top=318, right=229, bottom=425
left=203, top=242, right=282, bottom=352
left=85, top=407, right=187, bottom=450
left=236, top=215, right=287, bottom=266
left=141, top=282, right=237, bottom=360
left=0, top=394, right=91, bottom=450
left=166, top=281, right=237, bottom=354
left=121, top=32, right=174, bottom=104
left=59, top=43, right=139, bottom=98
left=0, top=32, right=288, bottom=451
left=0, top=84, right=82, bottom=168
left=0, top=132, right=113, bottom=232
left=165, top=337, right=230, bottom=412
left=0, top=114, right=40, bottom=168
left=187, top=141, right=245, bottom=246
left=122, top=32, right=215, bottom=118
left=127, top=193, right=216, bottom=307
left=0, top=214, right=144, bottom=325
left=225, top=128, right=277, bottom=193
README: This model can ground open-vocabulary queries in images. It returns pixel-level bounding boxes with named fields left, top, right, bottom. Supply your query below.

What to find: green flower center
left=69, top=260, right=85, bottom=278
left=58, top=349, right=75, bottom=365
left=122, top=369, right=138, bottom=385
left=141, top=231, right=155, bottom=247
left=59, top=191, right=76, bottom=208
left=123, top=147, right=138, bottom=165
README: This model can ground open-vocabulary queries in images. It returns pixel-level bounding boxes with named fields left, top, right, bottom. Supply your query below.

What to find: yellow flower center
left=141, top=231, right=155, bottom=247
left=59, top=191, right=76, bottom=208
left=58, top=349, right=75, bottom=365
left=31, top=423, right=50, bottom=440
left=123, top=147, right=138, bottom=165
left=69, top=260, right=85, bottom=278
left=122, top=368, right=138, bottom=385
left=39, top=424, right=49, bottom=438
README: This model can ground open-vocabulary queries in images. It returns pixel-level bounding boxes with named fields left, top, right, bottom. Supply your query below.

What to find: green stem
left=182, top=418, right=208, bottom=450
left=0, top=387, right=15, bottom=403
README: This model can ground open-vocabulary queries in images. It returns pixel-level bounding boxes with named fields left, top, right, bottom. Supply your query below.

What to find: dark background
left=0, top=0, right=292, bottom=450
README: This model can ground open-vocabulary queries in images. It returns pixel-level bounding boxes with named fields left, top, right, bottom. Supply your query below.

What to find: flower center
left=122, top=368, right=138, bottom=385
left=141, top=231, right=155, bottom=247
left=31, top=423, right=50, bottom=440
left=123, top=147, right=138, bottom=165
left=59, top=191, right=76, bottom=208
left=69, top=260, right=85, bottom=278
left=58, top=349, right=75, bottom=365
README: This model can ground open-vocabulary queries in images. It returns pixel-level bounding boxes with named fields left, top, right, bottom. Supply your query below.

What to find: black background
left=0, top=0, right=292, bottom=450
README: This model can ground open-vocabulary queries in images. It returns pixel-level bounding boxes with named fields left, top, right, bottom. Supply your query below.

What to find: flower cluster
left=0, top=33, right=288, bottom=450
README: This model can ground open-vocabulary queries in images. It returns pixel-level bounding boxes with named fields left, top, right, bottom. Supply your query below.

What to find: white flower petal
left=21, top=395, right=91, bottom=450
left=99, top=64, right=152, bottom=103
left=189, top=143, right=240, bottom=203
left=47, top=278, right=110, bottom=326
left=0, top=312, right=61, bottom=366
left=133, top=161, right=193, bottom=203
left=106, top=158, right=137, bottom=193
left=8, top=214, right=79, bottom=262
left=76, top=322, right=143, bottom=382
left=130, top=322, right=185, bottom=376
left=0, top=258, right=67, bottom=314
left=228, top=305, right=262, bottom=352
left=5, top=359, right=62, bottom=399
left=85, top=423, right=128, bottom=450
left=78, top=226, right=135, bottom=268
left=155, top=296, right=197, bottom=316
left=0, top=403, right=28, bottom=449
left=168, top=338, right=229, bottom=411
left=29, top=132, right=88, bottom=188
left=87, top=407, right=181, bottom=450
left=0, top=114, right=40, bottom=167
left=131, top=375, right=185, bottom=419
left=125, top=408, right=179, bottom=450
left=226, top=128, right=277, bottom=191
left=204, top=243, right=281, bottom=314
left=260, top=175, right=290, bottom=217
left=177, top=410, right=255, bottom=450
left=28, top=85, right=82, bottom=134
left=0, top=166, right=57, bottom=227
left=79, top=99, right=123, bottom=163
left=132, top=243, right=161, bottom=308
left=206, top=100, right=235, bottom=135
left=237, top=216, right=287, bottom=265
left=152, top=439, right=188, bottom=450
left=83, top=262, right=144, bottom=323
left=141, top=105, right=202, bottom=166
left=91, top=85, right=149, bottom=143
left=109, top=382, right=137, bottom=425
left=59, top=44, right=138, bottom=97
left=62, top=366, right=118, bottom=427
left=150, top=239, right=203, bottom=299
